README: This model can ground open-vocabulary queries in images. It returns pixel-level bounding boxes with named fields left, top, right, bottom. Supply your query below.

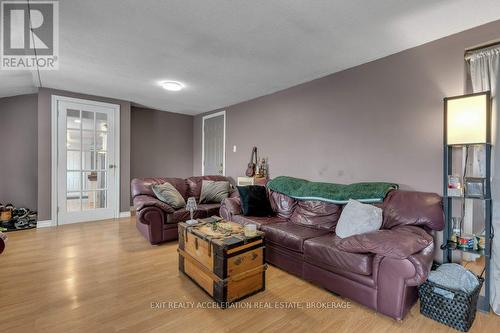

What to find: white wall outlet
left=233, top=145, right=237, bottom=152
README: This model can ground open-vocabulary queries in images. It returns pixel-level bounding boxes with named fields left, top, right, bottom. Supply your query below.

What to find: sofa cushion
left=196, top=203, right=221, bottom=217
left=382, top=190, right=444, bottom=230
left=232, top=215, right=287, bottom=229
left=260, top=222, right=330, bottom=253
left=304, top=234, right=374, bottom=276
left=200, top=180, right=230, bottom=203
left=152, top=182, right=186, bottom=209
left=186, top=176, right=229, bottom=202
left=336, top=199, right=382, bottom=238
left=269, top=190, right=297, bottom=219
left=289, top=200, right=341, bottom=231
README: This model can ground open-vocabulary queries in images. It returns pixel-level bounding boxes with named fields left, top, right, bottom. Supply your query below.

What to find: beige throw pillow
left=200, top=180, right=230, bottom=204
left=152, top=182, right=186, bottom=209
left=336, top=199, right=382, bottom=238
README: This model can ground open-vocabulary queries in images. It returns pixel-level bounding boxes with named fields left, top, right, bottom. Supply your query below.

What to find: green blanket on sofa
left=267, top=176, right=398, bottom=204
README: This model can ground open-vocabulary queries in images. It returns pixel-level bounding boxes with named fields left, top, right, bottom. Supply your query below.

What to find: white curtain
left=467, top=45, right=500, bottom=314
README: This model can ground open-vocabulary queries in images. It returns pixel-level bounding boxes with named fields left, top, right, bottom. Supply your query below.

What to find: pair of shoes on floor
left=0, top=203, right=37, bottom=229
left=13, top=207, right=29, bottom=219
left=13, top=209, right=37, bottom=229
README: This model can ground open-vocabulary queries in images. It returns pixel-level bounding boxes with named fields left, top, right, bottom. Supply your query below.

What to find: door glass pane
left=82, top=111, right=94, bottom=131
left=82, top=191, right=93, bottom=210
left=82, top=151, right=95, bottom=170
left=66, top=129, right=80, bottom=150
left=82, top=131, right=94, bottom=150
left=66, top=192, right=81, bottom=212
left=96, top=152, right=107, bottom=170
left=82, top=191, right=106, bottom=210
left=67, top=109, right=80, bottom=129
left=66, top=172, right=81, bottom=192
left=96, top=191, right=107, bottom=209
left=83, top=171, right=106, bottom=190
left=67, top=150, right=81, bottom=170
left=96, top=113, right=108, bottom=132
left=96, top=132, right=107, bottom=151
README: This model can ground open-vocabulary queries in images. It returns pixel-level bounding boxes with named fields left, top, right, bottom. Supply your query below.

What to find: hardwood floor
left=1, top=218, right=498, bottom=333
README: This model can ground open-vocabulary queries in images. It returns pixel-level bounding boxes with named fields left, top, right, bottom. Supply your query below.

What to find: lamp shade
left=445, top=92, right=490, bottom=145
left=186, top=197, right=197, bottom=211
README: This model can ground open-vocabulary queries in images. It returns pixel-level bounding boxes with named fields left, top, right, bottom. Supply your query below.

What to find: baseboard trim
left=37, top=220, right=55, bottom=228
left=119, top=211, right=131, bottom=218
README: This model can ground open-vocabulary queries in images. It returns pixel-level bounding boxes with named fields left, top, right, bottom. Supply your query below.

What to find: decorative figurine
left=257, top=157, right=268, bottom=178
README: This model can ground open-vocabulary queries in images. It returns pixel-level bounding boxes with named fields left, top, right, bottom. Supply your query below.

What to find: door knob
left=109, top=164, right=117, bottom=169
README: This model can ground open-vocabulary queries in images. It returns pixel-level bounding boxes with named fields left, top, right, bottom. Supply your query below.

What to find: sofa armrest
left=336, top=225, right=433, bottom=259
left=136, top=205, right=165, bottom=225
left=405, top=242, right=435, bottom=286
left=135, top=205, right=166, bottom=245
left=133, top=195, right=175, bottom=214
left=220, top=197, right=242, bottom=221
left=373, top=241, right=435, bottom=289
left=374, top=241, right=434, bottom=320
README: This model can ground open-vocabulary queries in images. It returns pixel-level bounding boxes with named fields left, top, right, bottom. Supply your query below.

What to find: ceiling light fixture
left=161, top=81, right=184, bottom=92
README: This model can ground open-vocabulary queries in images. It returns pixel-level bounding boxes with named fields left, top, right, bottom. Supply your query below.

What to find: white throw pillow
left=336, top=199, right=382, bottom=239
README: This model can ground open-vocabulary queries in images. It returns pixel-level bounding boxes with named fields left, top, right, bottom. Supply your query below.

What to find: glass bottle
left=451, top=217, right=461, bottom=243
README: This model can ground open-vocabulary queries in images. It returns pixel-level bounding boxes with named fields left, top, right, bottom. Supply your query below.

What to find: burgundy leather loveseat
left=131, top=176, right=234, bottom=244
left=220, top=188, right=444, bottom=320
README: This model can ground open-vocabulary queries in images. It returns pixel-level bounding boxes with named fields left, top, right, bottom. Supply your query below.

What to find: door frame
left=201, top=110, right=226, bottom=176
left=51, top=95, right=121, bottom=226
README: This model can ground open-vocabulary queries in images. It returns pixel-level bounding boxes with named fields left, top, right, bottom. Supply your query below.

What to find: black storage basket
left=418, top=273, right=484, bottom=332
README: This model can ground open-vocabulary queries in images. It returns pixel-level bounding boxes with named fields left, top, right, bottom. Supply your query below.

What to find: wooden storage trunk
left=178, top=219, right=266, bottom=306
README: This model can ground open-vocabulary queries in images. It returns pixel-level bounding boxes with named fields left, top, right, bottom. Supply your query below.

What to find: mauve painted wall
left=131, top=107, right=193, bottom=181
left=0, top=94, right=37, bottom=209
left=194, top=20, right=500, bottom=194
left=37, top=88, right=131, bottom=220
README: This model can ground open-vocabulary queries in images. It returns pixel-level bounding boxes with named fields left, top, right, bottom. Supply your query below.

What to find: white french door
left=55, top=97, right=119, bottom=225
left=202, top=111, right=226, bottom=176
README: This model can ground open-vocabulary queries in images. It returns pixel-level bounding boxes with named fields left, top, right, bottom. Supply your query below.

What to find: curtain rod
left=465, top=40, right=500, bottom=54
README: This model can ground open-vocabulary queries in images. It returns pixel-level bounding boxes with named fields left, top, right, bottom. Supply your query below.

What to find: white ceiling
left=2, top=0, right=500, bottom=114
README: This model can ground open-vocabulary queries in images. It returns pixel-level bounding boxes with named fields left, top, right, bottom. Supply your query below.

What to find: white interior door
left=56, top=99, right=119, bottom=224
left=202, top=111, right=225, bottom=176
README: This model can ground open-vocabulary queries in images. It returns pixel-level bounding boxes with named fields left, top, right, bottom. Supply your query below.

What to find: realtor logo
left=1, top=0, right=59, bottom=70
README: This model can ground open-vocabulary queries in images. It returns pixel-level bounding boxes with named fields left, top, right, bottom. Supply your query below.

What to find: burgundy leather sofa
left=220, top=188, right=444, bottom=320
left=131, top=176, right=233, bottom=244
